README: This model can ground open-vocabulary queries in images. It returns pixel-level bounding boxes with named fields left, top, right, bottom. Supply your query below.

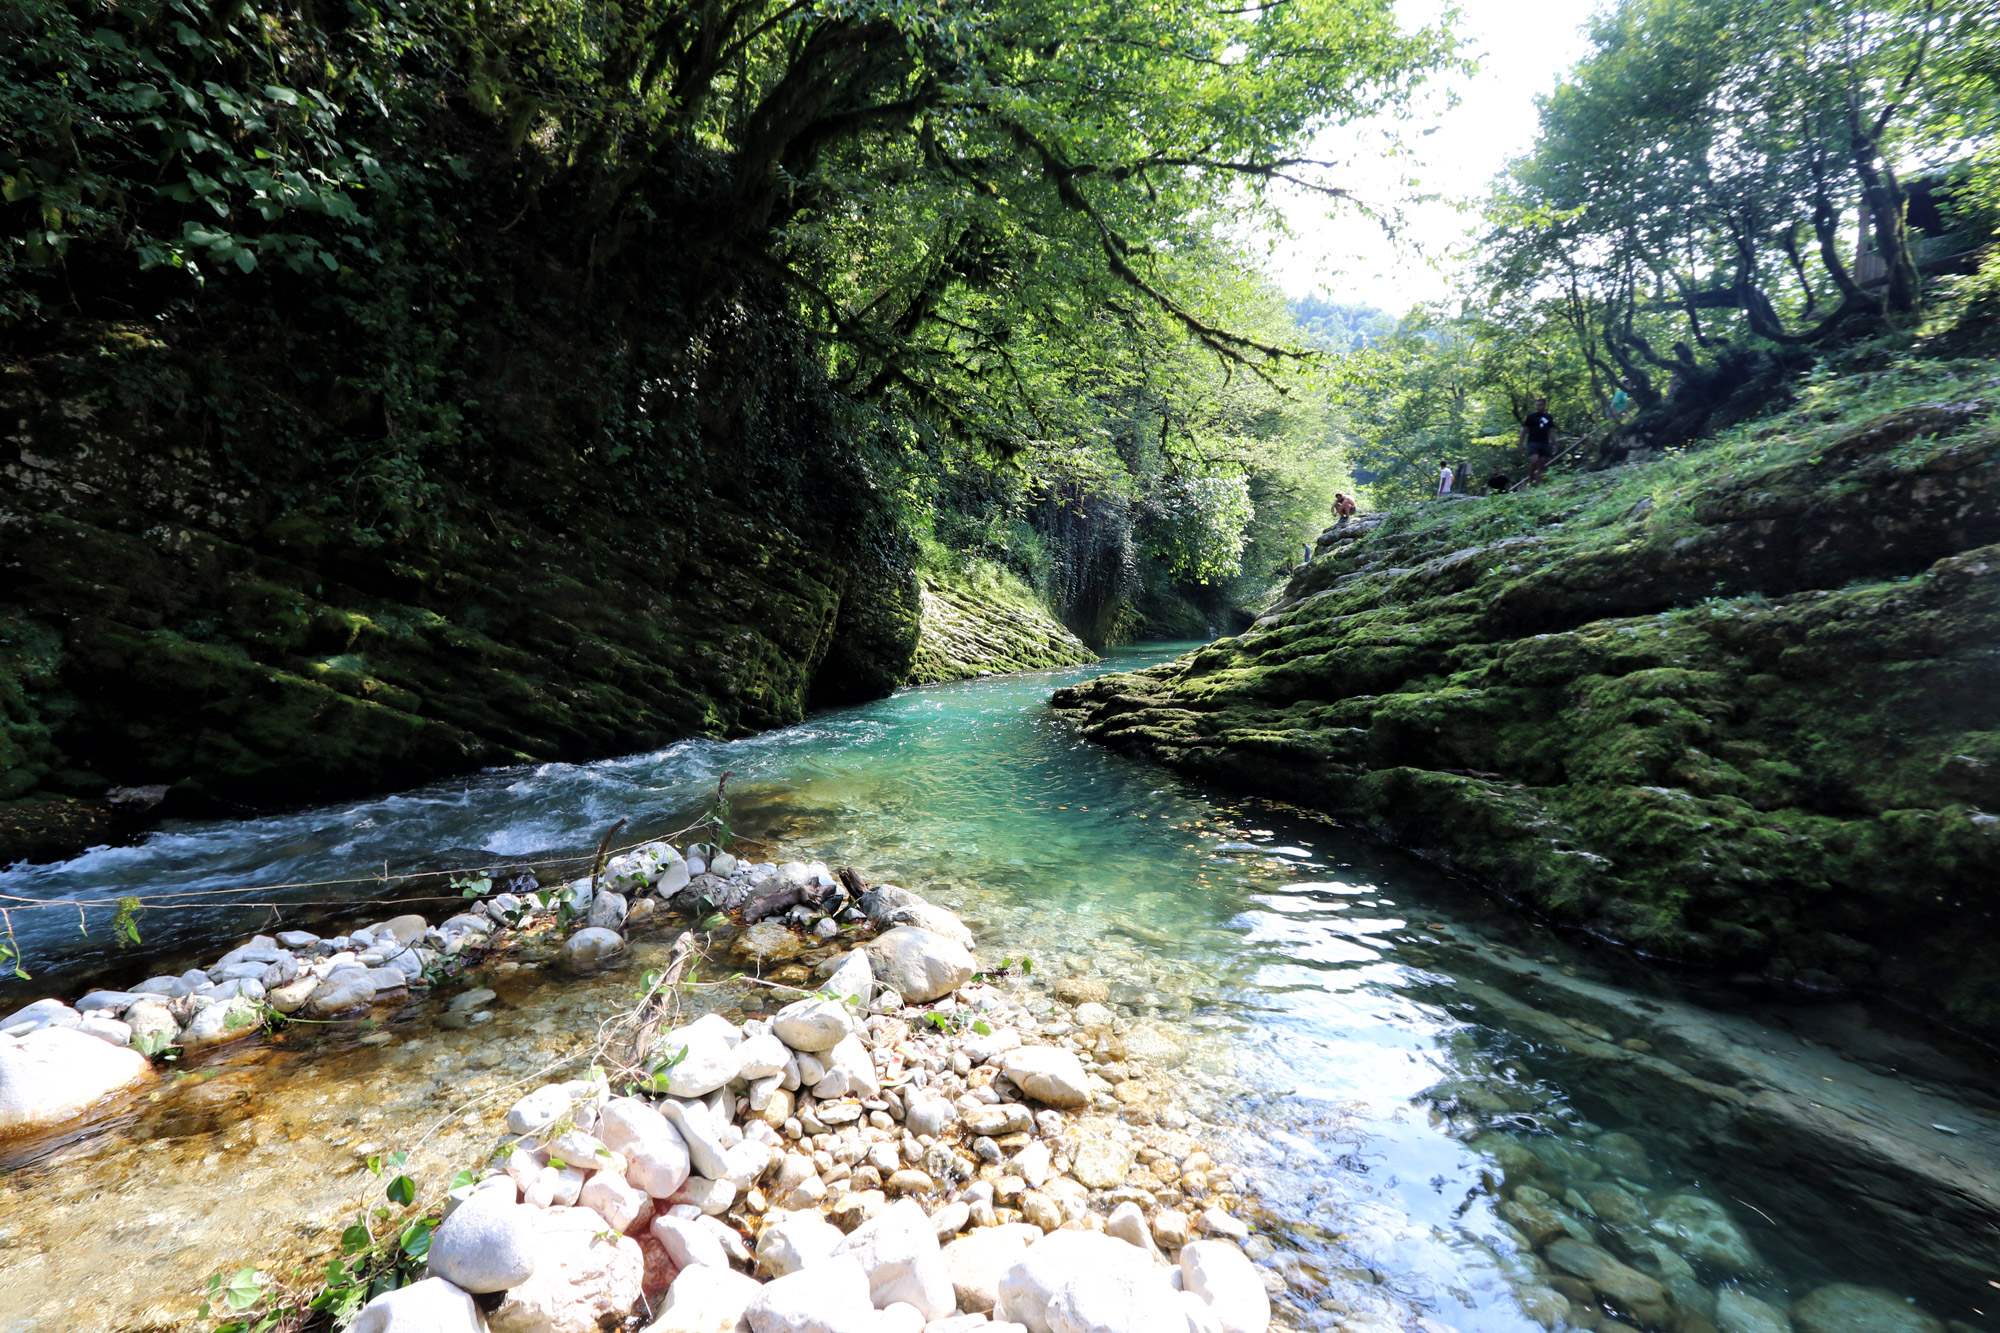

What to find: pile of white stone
left=350, top=894, right=1270, bottom=1333
left=0, top=840, right=761, bottom=1136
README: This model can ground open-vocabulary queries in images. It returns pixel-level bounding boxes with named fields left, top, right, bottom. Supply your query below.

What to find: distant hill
left=1290, top=295, right=1397, bottom=350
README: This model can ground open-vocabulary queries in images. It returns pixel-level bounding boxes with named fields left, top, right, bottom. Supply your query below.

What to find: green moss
left=1056, top=352, right=2000, bottom=1040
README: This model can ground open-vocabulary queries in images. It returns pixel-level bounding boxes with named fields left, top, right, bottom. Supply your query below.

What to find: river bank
left=1051, top=356, right=2000, bottom=1043
left=1, top=654, right=1996, bottom=1333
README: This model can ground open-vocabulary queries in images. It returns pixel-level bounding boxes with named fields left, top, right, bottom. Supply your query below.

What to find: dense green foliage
left=1483, top=0, right=1997, bottom=401
left=1311, top=0, right=2000, bottom=508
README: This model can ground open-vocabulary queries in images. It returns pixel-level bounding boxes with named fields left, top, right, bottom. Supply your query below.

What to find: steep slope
left=909, top=574, right=1098, bottom=683
left=1054, top=356, right=2000, bottom=1038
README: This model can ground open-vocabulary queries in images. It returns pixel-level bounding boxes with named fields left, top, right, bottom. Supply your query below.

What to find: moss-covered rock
left=909, top=572, right=1097, bottom=684
left=1054, top=366, right=2000, bottom=1038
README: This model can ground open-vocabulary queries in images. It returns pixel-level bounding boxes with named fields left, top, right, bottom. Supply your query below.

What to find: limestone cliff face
left=1055, top=381, right=2000, bottom=1038
left=908, top=576, right=1097, bottom=684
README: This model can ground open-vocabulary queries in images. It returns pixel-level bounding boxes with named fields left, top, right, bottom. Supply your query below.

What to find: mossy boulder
left=1055, top=371, right=2000, bottom=1038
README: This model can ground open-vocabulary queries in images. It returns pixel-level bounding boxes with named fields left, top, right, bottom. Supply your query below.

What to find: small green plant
left=110, top=896, right=145, bottom=947
left=452, top=873, right=493, bottom=899
left=920, top=1011, right=962, bottom=1035
left=634, top=1043, right=690, bottom=1094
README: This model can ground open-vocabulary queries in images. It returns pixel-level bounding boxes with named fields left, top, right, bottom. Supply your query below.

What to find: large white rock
left=758, top=1210, right=849, bottom=1276
left=427, top=1186, right=538, bottom=1292
left=1041, top=1257, right=1186, bottom=1333
left=1179, top=1242, right=1269, bottom=1333
left=835, top=1198, right=955, bottom=1319
left=508, top=1084, right=574, bottom=1137
left=305, top=969, right=378, bottom=1016
left=582, top=1168, right=655, bottom=1234
left=746, top=1255, right=878, bottom=1333
left=660, top=1020, right=746, bottom=1098
left=180, top=996, right=264, bottom=1050
left=735, top=1032, right=793, bottom=1080
left=883, top=903, right=975, bottom=952
left=723, top=1139, right=776, bottom=1189
left=662, top=1097, right=732, bottom=1180
left=560, top=927, right=627, bottom=971
left=649, top=1264, right=768, bottom=1333
left=824, top=952, right=876, bottom=1006
left=960, top=1025, right=1021, bottom=1066
left=655, top=1213, right=731, bottom=1270
left=1105, top=1203, right=1156, bottom=1258
left=903, top=1092, right=956, bottom=1137
left=488, top=1205, right=646, bottom=1333
left=814, top=1033, right=882, bottom=1100
left=997, top=1231, right=1162, bottom=1333
left=601, top=1097, right=693, bottom=1199
left=942, top=1225, right=1035, bottom=1313
left=773, top=998, right=853, bottom=1052
left=997, top=1047, right=1089, bottom=1110
left=351, top=1277, right=484, bottom=1333
left=864, top=928, right=973, bottom=1004
left=0, top=1024, right=151, bottom=1132
left=590, top=890, right=630, bottom=930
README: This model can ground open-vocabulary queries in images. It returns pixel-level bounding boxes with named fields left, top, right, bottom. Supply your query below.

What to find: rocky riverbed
left=2, top=819, right=1992, bottom=1333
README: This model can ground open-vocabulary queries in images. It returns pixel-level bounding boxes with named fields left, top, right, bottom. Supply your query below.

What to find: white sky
left=1258, top=0, right=1603, bottom=315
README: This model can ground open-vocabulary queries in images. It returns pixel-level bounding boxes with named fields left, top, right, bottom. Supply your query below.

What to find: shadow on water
left=3, top=642, right=1998, bottom=1333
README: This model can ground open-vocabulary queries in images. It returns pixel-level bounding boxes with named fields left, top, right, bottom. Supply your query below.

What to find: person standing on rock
left=1520, top=398, right=1557, bottom=485
left=1436, top=460, right=1455, bottom=497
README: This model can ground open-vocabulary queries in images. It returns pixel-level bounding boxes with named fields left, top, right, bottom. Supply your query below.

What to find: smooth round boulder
left=745, top=1254, right=876, bottom=1333
left=1180, top=1241, right=1270, bottom=1333
left=997, top=1047, right=1089, bottom=1110
left=772, top=998, right=852, bottom=1052
left=0, top=1025, right=152, bottom=1133
left=427, top=1187, right=538, bottom=1293
left=864, top=927, right=973, bottom=1004
left=560, top=927, right=627, bottom=971
left=305, top=969, right=378, bottom=1017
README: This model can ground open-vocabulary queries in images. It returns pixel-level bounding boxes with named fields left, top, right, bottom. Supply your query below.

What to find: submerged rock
left=0, top=1025, right=151, bottom=1133
left=1791, top=1286, right=1944, bottom=1333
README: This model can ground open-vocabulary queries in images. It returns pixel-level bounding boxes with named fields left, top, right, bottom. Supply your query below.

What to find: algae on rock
left=1055, top=362, right=2000, bottom=1038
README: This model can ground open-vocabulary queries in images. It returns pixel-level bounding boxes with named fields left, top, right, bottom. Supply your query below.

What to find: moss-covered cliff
left=1054, top=353, right=2000, bottom=1038
left=908, top=570, right=1097, bottom=684
left=0, top=264, right=922, bottom=864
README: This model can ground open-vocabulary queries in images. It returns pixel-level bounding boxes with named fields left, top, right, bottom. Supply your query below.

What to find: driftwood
left=627, top=930, right=696, bottom=1070
left=837, top=867, right=869, bottom=898
left=740, top=884, right=803, bottom=924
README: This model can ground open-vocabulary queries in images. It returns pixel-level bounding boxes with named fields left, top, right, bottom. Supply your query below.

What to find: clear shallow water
left=3, top=644, right=1998, bottom=1333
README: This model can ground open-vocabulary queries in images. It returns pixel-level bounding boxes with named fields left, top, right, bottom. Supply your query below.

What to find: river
left=2, top=643, right=1996, bottom=1333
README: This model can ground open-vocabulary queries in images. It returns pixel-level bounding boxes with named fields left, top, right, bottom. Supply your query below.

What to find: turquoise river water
left=1, top=643, right=1996, bottom=1333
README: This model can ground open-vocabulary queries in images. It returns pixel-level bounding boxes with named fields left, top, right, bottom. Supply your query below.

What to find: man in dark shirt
left=1520, top=398, right=1557, bottom=485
